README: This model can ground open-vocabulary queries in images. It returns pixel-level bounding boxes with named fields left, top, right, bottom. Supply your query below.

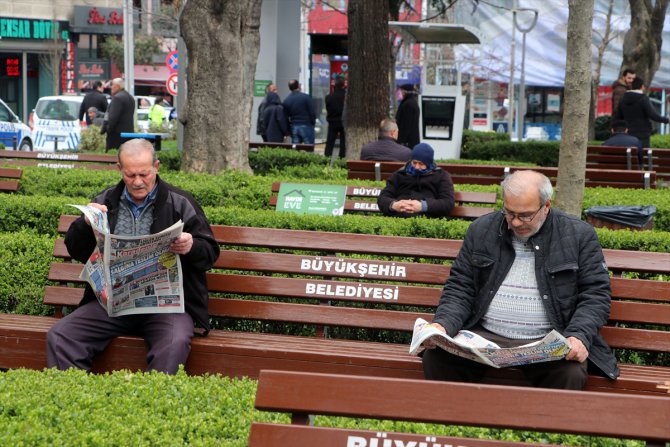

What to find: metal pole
left=517, top=31, right=526, bottom=142
left=513, top=9, right=538, bottom=142
left=123, top=0, right=135, bottom=96
left=507, top=8, right=516, bottom=139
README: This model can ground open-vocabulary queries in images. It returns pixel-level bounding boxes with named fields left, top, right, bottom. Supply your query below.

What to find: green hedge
left=0, top=368, right=643, bottom=447
left=461, top=140, right=561, bottom=166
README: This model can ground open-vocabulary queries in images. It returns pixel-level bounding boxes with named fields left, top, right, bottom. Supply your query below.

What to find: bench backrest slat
left=254, top=370, right=670, bottom=442
left=347, top=161, right=657, bottom=189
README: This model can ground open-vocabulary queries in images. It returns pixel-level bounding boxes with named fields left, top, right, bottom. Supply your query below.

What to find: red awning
left=134, top=65, right=171, bottom=87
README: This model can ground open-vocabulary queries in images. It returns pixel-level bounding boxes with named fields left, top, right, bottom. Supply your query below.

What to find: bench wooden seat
left=249, top=370, right=670, bottom=447
left=0, top=167, right=22, bottom=192
left=0, top=217, right=669, bottom=395
left=647, top=147, right=670, bottom=181
left=269, top=182, right=497, bottom=219
left=347, top=161, right=657, bottom=189
left=0, top=149, right=117, bottom=170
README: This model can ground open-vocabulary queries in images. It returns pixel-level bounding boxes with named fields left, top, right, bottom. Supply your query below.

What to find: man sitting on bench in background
left=47, top=139, right=220, bottom=374
left=602, top=120, right=643, bottom=167
left=377, top=143, right=454, bottom=218
left=422, top=170, right=619, bottom=389
left=360, top=118, right=412, bottom=162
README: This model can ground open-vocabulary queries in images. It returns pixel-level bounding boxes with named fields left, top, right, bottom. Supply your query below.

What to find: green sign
left=254, top=80, right=272, bottom=97
left=276, top=183, right=346, bottom=216
left=0, top=17, right=69, bottom=41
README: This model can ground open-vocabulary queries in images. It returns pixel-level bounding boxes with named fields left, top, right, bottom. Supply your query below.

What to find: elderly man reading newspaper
left=47, top=139, right=219, bottom=374
left=419, top=170, right=619, bottom=390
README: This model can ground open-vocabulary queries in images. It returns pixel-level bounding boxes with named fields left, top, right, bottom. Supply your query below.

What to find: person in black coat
left=102, top=78, right=135, bottom=151
left=602, top=120, right=644, bottom=167
left=79, top=81, right=108, bottom=124
left=615, top=76, right=669, bottom=150
left=395, top=84, right=421, bottom=148
left=377, top=143, right=455, bottom=218
left=262, top=92, right=290, bottom=143
left=324, top=76, right=346, bottom=158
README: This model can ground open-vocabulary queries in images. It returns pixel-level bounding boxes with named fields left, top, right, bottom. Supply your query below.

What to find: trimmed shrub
left=78, top=126, right=107, bottom=152
left=651, top=133, right=670, bottom=148
left=461, top=140, right=560, bottom=166
left=0, top=231, right=54, bottom=315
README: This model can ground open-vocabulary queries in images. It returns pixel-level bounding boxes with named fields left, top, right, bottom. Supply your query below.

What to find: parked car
left=30, top=95, right=85, bottom=151
left=0, top=98, right=33, bottom=151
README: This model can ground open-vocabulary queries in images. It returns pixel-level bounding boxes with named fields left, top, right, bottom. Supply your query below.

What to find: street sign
left=276, top=183, right=346, bottom=216
left=166, top=50, right=178, bottom=73
left=166, top=73, right=178, bottom=96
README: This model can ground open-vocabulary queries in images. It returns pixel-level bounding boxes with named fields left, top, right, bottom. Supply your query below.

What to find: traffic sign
left=166, top=73, right=178, bottom=95
left=166, top=50, right=178, bottom=73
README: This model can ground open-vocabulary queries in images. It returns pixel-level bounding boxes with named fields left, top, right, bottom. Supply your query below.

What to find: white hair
left=111, top=78, right=125, bottom=89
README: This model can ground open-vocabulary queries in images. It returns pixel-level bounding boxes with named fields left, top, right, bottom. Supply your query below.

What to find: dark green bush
left=0, top=231, right=54, bottom=315
left=461, top=140, right=560, bottom=166
left=249, top=147, right=346, bottom=174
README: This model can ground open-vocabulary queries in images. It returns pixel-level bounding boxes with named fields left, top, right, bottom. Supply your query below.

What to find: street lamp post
left=513, top=8, right=538, bottom=142
left=123, top=0, right=135, bottom=96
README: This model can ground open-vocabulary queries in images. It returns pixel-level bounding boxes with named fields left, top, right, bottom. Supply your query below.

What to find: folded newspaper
left=70, top=204, right=185, bottom=317
left=409, top=318, right=572, bottom=368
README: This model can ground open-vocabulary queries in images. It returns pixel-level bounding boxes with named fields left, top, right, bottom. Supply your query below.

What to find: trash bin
left=584, top=205, right=656, bottom=231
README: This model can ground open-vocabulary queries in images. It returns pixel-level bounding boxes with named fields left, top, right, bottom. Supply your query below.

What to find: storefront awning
left=388, top=21, right=482, bottom=45
left=134, top=65, right=171, bottom=87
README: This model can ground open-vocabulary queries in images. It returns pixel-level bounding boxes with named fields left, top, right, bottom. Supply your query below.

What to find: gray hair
left=87, top=107, right=98, bottom=113
left=111, top=78, right=125, bottom=89
left=501, top=170, right=553, bottom=206
left=118, top=138, right=157, bottom=166
left=379, top=118, right=398, bottom=136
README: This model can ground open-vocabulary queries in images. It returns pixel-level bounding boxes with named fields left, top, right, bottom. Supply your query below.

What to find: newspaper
left=409, top=318, right=572, bottom=368
left=70, top=204, right=185, bottom=317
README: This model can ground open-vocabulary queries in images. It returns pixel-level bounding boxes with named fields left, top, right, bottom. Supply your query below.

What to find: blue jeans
left=291, top=124, right=315, bottom=144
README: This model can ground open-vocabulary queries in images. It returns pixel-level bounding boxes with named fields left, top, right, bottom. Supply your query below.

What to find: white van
left=0, top=98, right=33, bottom=151
left=31, top=95, right=85, bottom=151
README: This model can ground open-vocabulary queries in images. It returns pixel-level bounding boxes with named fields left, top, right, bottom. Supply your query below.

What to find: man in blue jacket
left=422, top=170, right=619, bottom=389
left=283, top=79, right=316, bottom=144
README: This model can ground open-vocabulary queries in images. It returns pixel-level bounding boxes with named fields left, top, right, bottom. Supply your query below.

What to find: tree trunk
left=180, top=0, right=262, bottom=173
left=589, top=0, right=614, bottom=140
left=346, top=0, right=390, bottom=160
left=621, top=0, right=669, bottom=87
left=555, top=0, right=594, bottom=217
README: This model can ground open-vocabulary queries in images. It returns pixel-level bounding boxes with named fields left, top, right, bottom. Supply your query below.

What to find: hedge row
left=461, top=132, right=670, bottom=166
left=4, top=162, right=670, bottom=232
left=0, top=368, right=642, bottom=447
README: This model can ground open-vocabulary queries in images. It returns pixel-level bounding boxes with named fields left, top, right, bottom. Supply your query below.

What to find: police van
left=0, top=98, right=33, bottom=151
left=31, top=95, right=85, bottom=151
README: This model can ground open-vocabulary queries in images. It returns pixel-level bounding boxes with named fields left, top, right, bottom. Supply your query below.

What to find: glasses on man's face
left=501, top=205, right=544, bottom=223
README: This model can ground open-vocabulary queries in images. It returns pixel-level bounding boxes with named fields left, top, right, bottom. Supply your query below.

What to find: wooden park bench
left=249, top=141, right=315, bottom=152
left=0, top=167, right=22, bottom=192
left=647, top=147, right=670, bottom=181
left=347, top=160, right=657, bottom=189
left=0, top=218, right=668, bottom=395
left=249, top=370, right=670, bottom=447
left=586, top=145, right=648, bottom=170
left=268, top=182, right=497, bottom=219
left=0, top=149, right=117, bottom=170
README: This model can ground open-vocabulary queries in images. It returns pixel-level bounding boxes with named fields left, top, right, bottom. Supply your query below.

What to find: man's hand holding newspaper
left=70, top=204, right=186, bottom=318
left=409, top=318, right=573, bottom=369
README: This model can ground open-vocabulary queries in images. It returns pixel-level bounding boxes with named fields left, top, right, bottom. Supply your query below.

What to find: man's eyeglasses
left=501, top=205, right=545, bottom=223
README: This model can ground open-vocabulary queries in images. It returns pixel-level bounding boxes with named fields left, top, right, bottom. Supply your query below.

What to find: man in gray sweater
left=422, top=170, right=618, bottom=389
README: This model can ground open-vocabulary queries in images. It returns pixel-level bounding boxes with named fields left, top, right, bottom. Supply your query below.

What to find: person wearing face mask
left=421, top=170, right=618, bottom=390
left=377, top=143, right=455, bottom=218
